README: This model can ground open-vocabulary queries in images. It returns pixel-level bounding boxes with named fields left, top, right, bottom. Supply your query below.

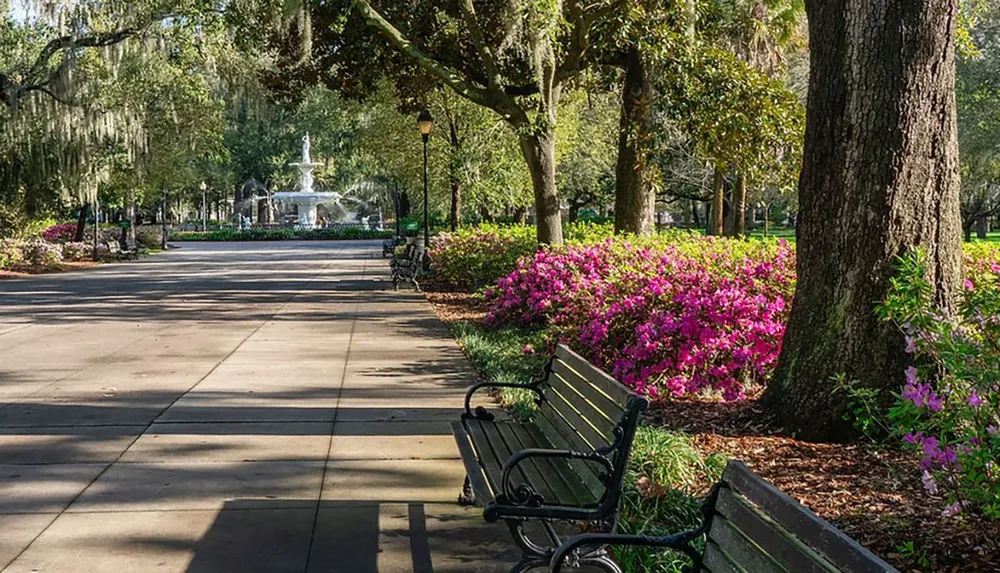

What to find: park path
left=0, top=241, right=518, bottom=572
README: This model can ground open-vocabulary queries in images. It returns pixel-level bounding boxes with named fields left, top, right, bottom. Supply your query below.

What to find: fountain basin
left=273, top=191, right=343, bottom=228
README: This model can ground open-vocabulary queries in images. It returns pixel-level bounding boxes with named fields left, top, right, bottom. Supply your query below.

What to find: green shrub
left=0, top=239, right=24, bottom=269
left=428, top=222, right=618, bottom=292
left=429, top=224, right=538, bottom=291
left=134, top=226, right=164, bottom=249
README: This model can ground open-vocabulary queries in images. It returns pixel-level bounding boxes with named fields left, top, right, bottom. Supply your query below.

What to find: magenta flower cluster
left=42, top=223, right=79, bottom=244
left=485, top=237, right=795, bottom=400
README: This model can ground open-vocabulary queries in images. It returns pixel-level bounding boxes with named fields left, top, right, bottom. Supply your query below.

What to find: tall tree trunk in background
left=764, top=0, right=964, bottom=441
left=74, top=203, right=89, bottom=241
left=614, top=48, right=655, bottom=236
left=732, top=175, right=747, bottom=237
left=449, top=177, right=461, bottom=232
left=518, top=129, right=563, bottom=244
left=568, top=203, right=580, bottom=223
left=479, top=206, right=492, bottom=223
left=514, top=207, right=528, bottom=225
left=691, top=200, right=701, bottom=228
left=399, top=191, right=411, bottom=218
left=976, top=215, right=987, bottom=239
left=448, top=114, right=462, bottom=232
left=709, top=168, right=725, bottom=236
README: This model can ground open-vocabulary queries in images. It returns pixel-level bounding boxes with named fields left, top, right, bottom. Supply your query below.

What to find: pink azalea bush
left=486, top=234, right=795, bottom=400
left=42, top=223, right=79, bottom=244
left=60, top=242, right=93, bottom=262
left=21, top=239, right=63, bottom=267
left=878, top=250, right=1000, bottom=518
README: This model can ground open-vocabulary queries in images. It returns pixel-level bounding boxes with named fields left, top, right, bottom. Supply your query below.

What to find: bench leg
left=458, top=476, right=476, bottom=506
left=505, top=520, right=550, bottom=573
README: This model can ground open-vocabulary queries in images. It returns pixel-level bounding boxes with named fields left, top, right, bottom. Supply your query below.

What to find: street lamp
left=417, top=109, right=433, bottom=270
left=200, top=181, right=208, bottom=232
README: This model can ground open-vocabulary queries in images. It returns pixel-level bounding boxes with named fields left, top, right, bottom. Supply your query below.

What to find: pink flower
left=964, top=279, right=975, bottom=291
left=522, top=344, right=534, bottom=355
left=921, top=471, right=938, bottom=494
left=968, top=391, right=984, bottom=408
left=904, top=336, right=917, bottom=354
left=942, top=502, right=964, bottom=517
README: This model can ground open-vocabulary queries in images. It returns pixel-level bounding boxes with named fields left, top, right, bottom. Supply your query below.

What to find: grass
left=447, top=318, right=727, bottom=572
left=447, top=321, right=548, bottom=419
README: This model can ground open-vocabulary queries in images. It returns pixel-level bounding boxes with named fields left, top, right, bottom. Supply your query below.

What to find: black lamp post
left=417, top=109, right=433, bottom=270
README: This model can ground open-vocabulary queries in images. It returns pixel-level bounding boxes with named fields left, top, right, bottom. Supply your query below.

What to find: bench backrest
left=705, top=460, right=898, bottom=573
left=536, top=345, right=648, bottom=510
left=106, top=242, right=121, bottom=253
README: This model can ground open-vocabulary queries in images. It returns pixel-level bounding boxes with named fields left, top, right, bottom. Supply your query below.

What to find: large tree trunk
left=764, top=0, right=964, bottom=441
left=614, top=48, right=655, bottom=236
left=519, top=129, right=563, bottom=245
left=709, top=168, right=725, bottom=236
left=976, top=215, right=988, bottom=239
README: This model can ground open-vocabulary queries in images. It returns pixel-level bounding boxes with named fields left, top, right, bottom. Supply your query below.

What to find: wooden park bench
left=382, top=235, right=404, bottom=258
left=105, top=240, right=139, bottom=261
left=390, top=241, right=424, bottom=291
left=452, top=344, right=649, bottom=573
left=550, top=459, right=899, bottom=573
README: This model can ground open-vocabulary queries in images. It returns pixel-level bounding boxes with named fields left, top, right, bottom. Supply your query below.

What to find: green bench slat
left=554, top=345, right=634, bottom=406
left=530, top=410, right=607, bottom=504
left=707, top=515, right=786, bottom=573
left=715, top=487, right=838, bottom=573
left=497, top=424, right=579, bottom=503
left=722, top=461, right=897, bottom=573
left=549, top=364, right=620, bottom=440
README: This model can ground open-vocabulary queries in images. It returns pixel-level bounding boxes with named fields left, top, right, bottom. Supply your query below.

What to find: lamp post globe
left=417, top=109, right=433, bottom=271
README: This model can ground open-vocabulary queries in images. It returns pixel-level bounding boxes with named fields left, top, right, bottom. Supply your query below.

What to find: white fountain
left=273, top=134, right=343, bottom=228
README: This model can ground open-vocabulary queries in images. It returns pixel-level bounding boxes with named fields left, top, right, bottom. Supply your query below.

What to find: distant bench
left=105, top=239, right=139, bottom=261
left=551, top=459, right=899, bottom=573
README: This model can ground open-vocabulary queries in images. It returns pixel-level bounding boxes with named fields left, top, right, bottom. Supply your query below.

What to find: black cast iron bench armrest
left=463, top=382, right=542, bottom=420
left=500, top=448, right=612, bottom=506
left=549, top=482, right=721, bottom=572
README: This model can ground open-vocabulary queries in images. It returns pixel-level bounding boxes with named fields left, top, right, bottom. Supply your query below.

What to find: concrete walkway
left=0, top=241, right=518, bottom=572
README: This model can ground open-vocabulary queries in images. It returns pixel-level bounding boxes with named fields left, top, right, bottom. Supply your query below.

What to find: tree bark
left=514, top=206, right=528, bottom=225
left=74, top=203, right=89, bottom=242
left=448, top=114, right=462, bottom=232
left=976, top=215, right=987, bottom=240
left=732, top=175, right=747, bottom=237
left=764, top=0, right=964, bottom=441
left=709, top=168, right=725, bottom=236
left=518, top=129, right=563, bottom=244
left=450, top=177, right=461, bottom=232
left=614, top=48, right=655, bottom=236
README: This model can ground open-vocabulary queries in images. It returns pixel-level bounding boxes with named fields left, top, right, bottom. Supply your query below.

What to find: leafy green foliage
left=875, top=250, right=1000, bottom=518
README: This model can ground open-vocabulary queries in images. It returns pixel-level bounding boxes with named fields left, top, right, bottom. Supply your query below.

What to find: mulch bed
left=424, top=287, right=1000, bottom=572
left=0, top=261, right=99, bottom=279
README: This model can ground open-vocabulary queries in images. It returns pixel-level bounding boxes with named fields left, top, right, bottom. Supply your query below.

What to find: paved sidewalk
left=0, top=241, right=518, bottom=572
